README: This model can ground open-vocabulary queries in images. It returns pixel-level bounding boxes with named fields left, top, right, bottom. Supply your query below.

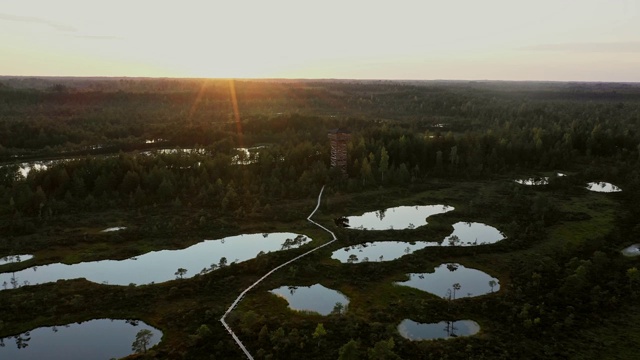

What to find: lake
left=515, top=177, right=549, bottom=185
left=331, top=241, right=439, bottom=263
left=0, top=255, right=33, bottom=266
left=395, top=263, right=500, bottom=298
left=270, top=284, right=349, bottom=315
left=621, top=244, right=640, bottom=257
left=441, top=222, right=505, bottom=246
left=586, top=182, right=622, bottom=193
left=101, top=227, right=126, bottom=232
left=0, top=233, right=311, bottom=290
left=397, top=319, right=480, bottom=340
left=0, top=319, right=161, bottom=360
left=345, top=205, right=454, bottom=230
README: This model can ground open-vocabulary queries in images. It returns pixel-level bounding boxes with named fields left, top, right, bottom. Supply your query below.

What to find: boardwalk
left=220, top=186, right=337, bottom=359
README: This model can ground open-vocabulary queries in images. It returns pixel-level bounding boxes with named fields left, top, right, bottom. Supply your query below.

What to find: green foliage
left=367, top=338, right=400, bottom=360
left=338, top=339, right=361, bottom=360
left=312, top=323, right=326, bottom=339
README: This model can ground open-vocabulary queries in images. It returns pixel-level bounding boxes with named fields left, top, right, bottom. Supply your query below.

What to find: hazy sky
left=1, top=0, right=639, bottom=81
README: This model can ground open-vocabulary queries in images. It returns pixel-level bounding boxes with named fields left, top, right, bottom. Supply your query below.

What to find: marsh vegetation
left=1, top=78, right=639, bottom=359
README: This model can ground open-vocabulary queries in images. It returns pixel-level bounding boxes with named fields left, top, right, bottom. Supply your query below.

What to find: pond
left=586, top=182, right=622, bottom=193
left=0, top=161, right=53, bottom=178
left=331, top=241, right=438, bottom=263
left=441, top=222, right=505, bottom=246
left=270, top=284, right=349, bottom=315
left=0, top=319, right=161, bottom=360
left=232, top=146, right=266, bottom=165
left=397, top=319, right=480, bottom=340
left=394, top=263, right=500, bottom=298
left=101, top=227, right=126, bottom=232
left=0, top=255, right=33, bottom=266
left=515, top=173, right=566, bottom=185
left=0, top=233, right=311, bottom=290
left=515, top=177, right=549, bottom=185
left=141, top=148, right=205, bottom=155
left=345, top=205, right=454, bottom=230
left=621, top=244, right=640, bottom=257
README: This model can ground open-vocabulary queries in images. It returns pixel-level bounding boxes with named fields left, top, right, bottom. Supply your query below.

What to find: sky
left=1, top=0, right=639, bottom=81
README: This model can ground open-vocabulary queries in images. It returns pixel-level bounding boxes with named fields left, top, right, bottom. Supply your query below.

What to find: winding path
left=220, top=186, right=337, bottom=359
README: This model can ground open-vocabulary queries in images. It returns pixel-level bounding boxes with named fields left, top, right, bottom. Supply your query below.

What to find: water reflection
left=231, top=146, right=266, bottom=165
left=515, top=173, right=565, bottom=186
left=398, top=319, right=480, bottom=340
left=0, top=161, right=53, bottom=178
left=621, top=244, right=640, bottom=257
left=0, top=233, right=311, bottom=290
left=441, top=222, right=505, bottom=246
left=515, top=177, right=549, bottom=185
left=270, top=284, right=350, bottom=315
left=395, top=263, right=500, bottom=298
left=0, top=255, right=33, bottom=266
left=140, top=148, right=205, bottom=155
left=0, top=319, right=161, bottom=360
left=101, top=227, right=126, bottom=232
left=331, top=241, right=439, bottom=263
left=346, top=205, right=454, bottom=231
left=586, top=182, right=622, bottom=193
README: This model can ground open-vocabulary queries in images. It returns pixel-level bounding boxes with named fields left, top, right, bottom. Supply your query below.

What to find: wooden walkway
left=220, top=186, right=337, bottom=359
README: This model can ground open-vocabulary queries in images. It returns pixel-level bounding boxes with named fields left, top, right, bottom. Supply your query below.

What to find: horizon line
left=1, top=75, right=639, bottom=85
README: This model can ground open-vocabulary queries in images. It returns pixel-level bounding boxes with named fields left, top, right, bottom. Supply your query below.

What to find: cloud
left=0, top=13, right=76, bottom=32
left=521, top=42, right=640, bottom=53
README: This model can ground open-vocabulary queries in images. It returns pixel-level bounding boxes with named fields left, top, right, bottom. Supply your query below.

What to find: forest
left=0, top=77, right=639, bottom=359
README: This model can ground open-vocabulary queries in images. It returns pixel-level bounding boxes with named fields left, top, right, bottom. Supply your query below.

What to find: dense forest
left=1, top=77, right=639, bottom=359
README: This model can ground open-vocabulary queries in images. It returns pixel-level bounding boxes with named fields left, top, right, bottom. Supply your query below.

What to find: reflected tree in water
left=174, top=268, right=187, bottom=279
left=12, top=332, right=31, bottom=350
left=443, top=321, right=458, bottom=338
left=218, top=257, right=227, bottom=268
left=281, top=235, right=307, bottom=250
left=332, top=302, right=345, bottom=315
left=452, top=283, right=461, bottom=300
left=489, top=280, right=497, bottom=293
left=131, top=329, right=153, bottom=354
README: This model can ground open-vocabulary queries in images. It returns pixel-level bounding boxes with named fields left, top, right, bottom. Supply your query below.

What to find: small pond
left=141, top=148, right=204, bottom=155
left=395, top=263, right=500, bottom=298
left=2, top=159, right=82, bottom=178
left=0, top=233, right=310, bottom=290
left=270, top=284, right=349, bottom=315
left=101, top=227, right=126, bottom=232
left=232, top=146, right=266, bottom=165
left=0, top=161, right=52, bottom=178
left=515, top=173, right=566, bottom=185
left=398, top=319, right=480, bottom=340
left=441, top=222, right=505, bottom=246
left=345, top=205, right=454, bottom=230
left=0, top=255, right=33, bottom=266
left=0, top=319, right=161, bottom=360
left=331, top=241, right=438, bottom=263
left=621, top=244, right=640, bottom=257
left=515, top=177, right=549, bottom=186
left=101, top=226, right=126, bottom=232
left=586, top=182, right=622, bottom=193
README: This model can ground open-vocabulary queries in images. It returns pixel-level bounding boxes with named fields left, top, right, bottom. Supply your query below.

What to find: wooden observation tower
left=328, top=129, right=351, bottom=175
